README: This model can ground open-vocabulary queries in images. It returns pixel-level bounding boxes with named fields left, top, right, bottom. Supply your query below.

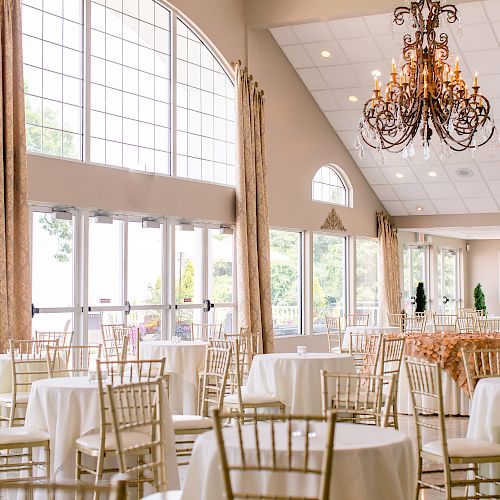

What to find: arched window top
left=312, top=165, right=351, bottom=207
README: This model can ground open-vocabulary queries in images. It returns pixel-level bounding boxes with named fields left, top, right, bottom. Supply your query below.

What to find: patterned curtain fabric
left=234, top=62, right=275, bottom=354
left=377, top=211, right=401, bottom=325
left=0, top=0, right=31, bottom=351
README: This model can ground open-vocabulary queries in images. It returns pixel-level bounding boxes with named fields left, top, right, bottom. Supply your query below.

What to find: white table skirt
left=398, top=363, right=470, bottom=416
left=342, top=326, right=401, bottom=350
left=181, top=422, right=415, bottom=500
left=467, top=377, right=500, bottom=495
left=246, top=353, right=356, bottom=415
left=24, top=376, right=179, bottom=489
left=140, top=341, right=208, bottom=414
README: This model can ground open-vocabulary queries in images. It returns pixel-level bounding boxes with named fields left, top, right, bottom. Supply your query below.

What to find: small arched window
left=312, top=165, right=351, bottom=207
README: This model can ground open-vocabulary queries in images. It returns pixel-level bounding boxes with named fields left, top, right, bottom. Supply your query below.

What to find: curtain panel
left=0, top=0, right=31, bottom=351
left=234, top=61, right=275, bottom=354
left=377, top=211, right=401, bottom=325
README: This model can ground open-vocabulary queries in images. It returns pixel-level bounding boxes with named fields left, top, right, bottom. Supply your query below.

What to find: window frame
left=311, top=164, right=352, bottom=208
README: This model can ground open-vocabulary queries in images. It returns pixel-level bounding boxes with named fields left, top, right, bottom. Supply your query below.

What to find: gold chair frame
left=462, top=348, right=500, bottom=398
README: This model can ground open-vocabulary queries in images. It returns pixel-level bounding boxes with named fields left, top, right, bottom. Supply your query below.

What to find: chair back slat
left=344, top=314, right=369, bottom=327
left=47, top=344, right=102, bottom=377
left=478, top=318, right=500, bottom=333
left=190, top=323, right=222, bottom=341
left=432, top=314, right=457, bottom=333
left=462, top=348, right=500, bottom=397
left=348, top=333, right=381, bottom=374
left=325, top=317, right=343, bottom=353
left=404, top=315, right=426, bottom=333
left=387, top=313, right=405, bottom=331
left=34, top=330, right=74, bottom=347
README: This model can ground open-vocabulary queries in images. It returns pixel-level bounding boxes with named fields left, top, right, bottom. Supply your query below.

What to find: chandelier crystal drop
left=358, top=0, right=496, bottom=159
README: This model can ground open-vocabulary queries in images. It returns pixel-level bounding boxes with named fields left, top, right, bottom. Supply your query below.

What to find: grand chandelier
left=356, top=0, right=496, bottom=163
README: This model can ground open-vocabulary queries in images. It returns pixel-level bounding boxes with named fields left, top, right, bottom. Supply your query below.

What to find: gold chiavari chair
left=224, top=339, right=285, bottom=417
left=387, top=312, right=406, bottom=332
left=405, top=357, right=500, bottom=500
left=432, top=313, right=457, bottom=333
left=456, top=316, right=475, bottom=334
left=457, top=308, right=475, bottom=318
left=0, top=475, right=128, bottom=499
left=35, top=330, right=74, bottom=348
left=477, top=318, right=500, bottom=333
left=325, top=316, right=343, bottom=353
left=212, top=408, right=336, bottom=500
left=108, top=379, right=181, bottom=497
left=0, top=339, right=58, bottom=427
left=75, top=359, right=166, bottom=487
left=348, top=333, right=381, bottom=374
left=462, top=348, right=500, bottom=398
left=320, top=371, right=394, bottom=427
left=224, top=331, right=261, bottom=381
left=101, top=325, right=130, bottom=363
left=172, top=339, right=231, bottom=465
left=344, top=314, right=369, bottom=327
left=47, top=344, right=102, bottom=377
left=113, top=326, right=140, bottom=359
left=378, top=336, right=405, bottom=429
left=404, top=315, right=426, bottom=333
left=190, top=323, right=223, bottom=341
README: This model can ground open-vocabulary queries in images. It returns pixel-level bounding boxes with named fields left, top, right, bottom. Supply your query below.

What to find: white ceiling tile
left=392, top=183, right=427, bottom=200
left=296, top=68, right=328, bottom=90
left=423, top=182, right=460, bottom=199
left=325, top=110, right=360, bottom=130
left=373, top=153, right=408, bottom=168
left=310, top=90, right=340, bottom=111
left=363, top=13, right=393, bottom=36
left=360, top=167, right=387, bottom=185
left=332, top=87, right=371, bottom=110
left=338, top=38, right=383, bottom=63
left=319, top=65, right=361, bottom=88
left=471, top=144, right=498, bottom=162
left=303, top=40, right=348, bottom=66
left=456, top=23, right=498, bottom=52
left=410, top=164, right=449, bottom=183
left=481, top=74, right=500, bottom=98
left=455, top=180, right=491, bottom=197
left=403, top=200, right=438, bottom=215
left=350, top=150, right=378, bottom=168
left=463, top=197, right=499, bottom=212
left=463, top=49, right=500, bottom=76
left=292, top=22, right=333, bottom=43
left=374, top=35, right=402, bottom=60
left=382, top=166, right=417, bottom=184
left=270, top=26, right=300, bottom=46
left=327, top=18, right=370, bottom=39
left=371, top=184, right=398, bottom=201
left=457, top=2, right=488, bottom=24
left=353, top=61, right=391, bottom=87
left=281, top=45, right=314, bottom=69
left=443, top=163, right=483, bottom=181
left=382, top=200, right=408, bottom=216
left=336, top=130, right=357, bottom=150
left=478, top=163, right=500, bottom=179
left=484, top=0, right=500, bottom=22
left=486, top=179, right=500, bottom=196
left=432, top=199, right=469, bottom=214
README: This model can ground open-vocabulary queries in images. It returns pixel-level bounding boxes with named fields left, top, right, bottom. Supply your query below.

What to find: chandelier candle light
left=356, top=0, right=496, bottom=163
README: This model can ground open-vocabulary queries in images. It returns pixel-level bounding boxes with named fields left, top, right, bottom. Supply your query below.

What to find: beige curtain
left=377, top=211, right=401, bottom=324
left=234, top=62, right=274, bottom=354
left=0, top=0, right=31, bottom=351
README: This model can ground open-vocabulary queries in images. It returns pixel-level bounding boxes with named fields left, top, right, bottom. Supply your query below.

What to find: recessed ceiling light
left=348, top=95, right=358, bottom=102
left=416, top=205, right=423, bottom=212
left=321, top=50, right=331, bottom=58
left=371, top=69, right=381, bottom=77
left=395, top=173, right=404, bottom=179
left=428, top=171, right=438, bottom=177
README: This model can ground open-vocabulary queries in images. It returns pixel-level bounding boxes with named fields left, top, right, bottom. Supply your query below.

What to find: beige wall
left=466, top=240, right=500, bottom=315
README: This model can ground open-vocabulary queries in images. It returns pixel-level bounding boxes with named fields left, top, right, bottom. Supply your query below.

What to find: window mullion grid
left=122, top=219, right=128, bottom=323
left=83, top=0, right=92, bottom=162
left=171, top=10, right=177, bottom=177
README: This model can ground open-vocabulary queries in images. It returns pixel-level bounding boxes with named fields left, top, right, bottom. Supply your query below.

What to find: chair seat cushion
left=0, top=427, right=49, bottom=445
left=224, top=391, right=280, bottom=405
left=75, top=431, right=150, bottom=452
left=172, top=415, right=212, bottom=431
left=141, top=491, right=182, bottom=500
left=423, top=438, right=500, bottom=458
left=0, top=392, right=30, bottom=404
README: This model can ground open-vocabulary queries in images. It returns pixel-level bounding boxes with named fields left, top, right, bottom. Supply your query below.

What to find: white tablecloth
left=140, top=341, right=208, bottom=414
left=398, top=363, right=470, bottom=416
left=181, top=422, right=414, bottom=500
left=0, top=354, right=51, bottom=394
left=246, top=353, right=356, bottom=415
left=467, top=377, right=500, bottom=494
left=342, top=326, right=400, bottom=350
left=24, top=376, right=179, bottom=489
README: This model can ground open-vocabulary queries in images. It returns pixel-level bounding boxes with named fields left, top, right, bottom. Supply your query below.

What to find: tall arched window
left=21, top=0, right=236, bottom=185
left=312, top=165, right=351, bottom=207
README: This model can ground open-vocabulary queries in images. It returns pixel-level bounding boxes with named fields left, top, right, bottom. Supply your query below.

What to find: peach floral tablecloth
left=404, top=332, right=500, bottom=396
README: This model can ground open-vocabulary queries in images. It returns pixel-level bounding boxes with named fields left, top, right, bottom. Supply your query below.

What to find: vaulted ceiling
left=270, top=0, right=500, bottom=216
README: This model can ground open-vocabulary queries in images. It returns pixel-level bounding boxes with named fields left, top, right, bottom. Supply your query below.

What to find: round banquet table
left=467, top=377, right=500, bottom=495
left=246, top=353, right=356, bottom=415
left=24, top=376, right=179, bottom=489
left=140, top=340, right=208, bottom=414
left=180, top=422, right=415, bottom=500
left=342, top=326, right=400, bottom=350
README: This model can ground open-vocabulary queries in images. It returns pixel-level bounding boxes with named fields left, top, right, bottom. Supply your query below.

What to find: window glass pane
left=90, top=0, right=171, bottom=174
left=176, top=19, right=235, bottom=185
left=403, top=246, right=426, bottom=312
left=32, top=211, right=74, bottom=308
left=33, top=312, right=74, bottom=334
left=437, top=249, right=457, bottom=314
left=355, top=238, right=379, bottom=325
left=313, top=234, right=345, bottom=333
left=22, top=0, right=84, bottom=159
left=312, top=166, right=348, bottom=206
left=270, top=230, right=302, bottom=336
left=88, top=219, right=122, bottom=306
left=128, top=310, right=162, bottom=337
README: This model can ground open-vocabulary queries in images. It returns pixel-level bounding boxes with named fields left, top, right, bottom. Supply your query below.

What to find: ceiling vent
left=456, top=167, right=473, bottom=178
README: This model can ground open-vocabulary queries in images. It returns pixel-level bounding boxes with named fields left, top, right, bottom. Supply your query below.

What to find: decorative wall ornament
left=321, top=208, right=347, bottom=232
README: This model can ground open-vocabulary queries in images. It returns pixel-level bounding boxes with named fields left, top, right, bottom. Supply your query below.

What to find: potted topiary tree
left=415, top=282, right=427, bottom=313
left=473, top=283, right=486, bottom=314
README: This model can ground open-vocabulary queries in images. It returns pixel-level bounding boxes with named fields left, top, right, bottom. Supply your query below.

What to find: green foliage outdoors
left=415, top=281, right=427, bottom=313
left=473, top=283, right=486, bottom=313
